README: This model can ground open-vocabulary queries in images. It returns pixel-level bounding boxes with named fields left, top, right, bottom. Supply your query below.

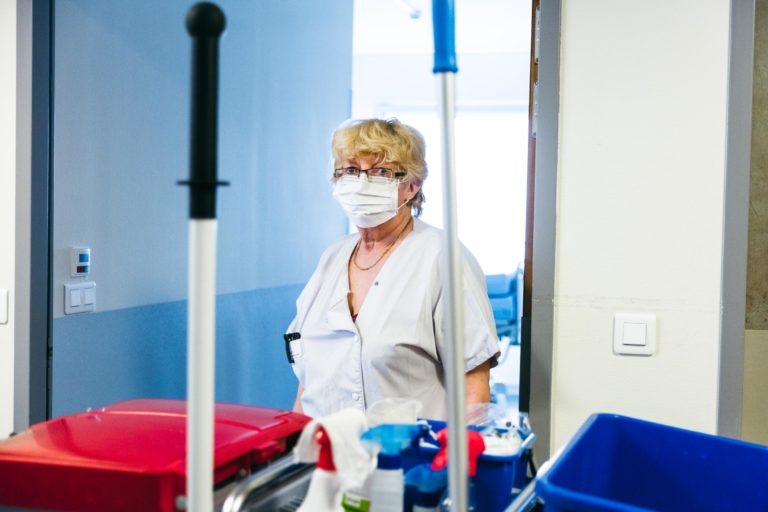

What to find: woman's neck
left=357, top=211, right=413, bottom=250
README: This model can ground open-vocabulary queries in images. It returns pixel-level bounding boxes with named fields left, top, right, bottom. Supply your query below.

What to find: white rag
left=294, top=408, right=376, bottom=489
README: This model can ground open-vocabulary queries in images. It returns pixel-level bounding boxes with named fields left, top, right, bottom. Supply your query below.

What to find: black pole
left=180, top=2, right=228, bottom=219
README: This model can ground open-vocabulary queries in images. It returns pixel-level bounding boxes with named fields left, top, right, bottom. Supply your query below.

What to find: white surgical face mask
left=333, top=175, right=407, bottom=228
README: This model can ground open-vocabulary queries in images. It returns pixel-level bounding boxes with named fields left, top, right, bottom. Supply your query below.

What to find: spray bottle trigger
left=315, top=427, right=336, bottom=471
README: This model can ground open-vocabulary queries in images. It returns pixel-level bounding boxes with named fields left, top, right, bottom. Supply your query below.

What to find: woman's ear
left=407, top=180, right=421, bottom=200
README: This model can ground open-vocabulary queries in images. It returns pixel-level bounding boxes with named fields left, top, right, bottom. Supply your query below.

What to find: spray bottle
left=360, top=424, right=421, bottom=512
left=298, top=427, right=343, bottom=512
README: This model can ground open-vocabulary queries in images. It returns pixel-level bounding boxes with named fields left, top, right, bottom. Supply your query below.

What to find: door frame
left=14, top=0, right=53, bottom=431
left=521, top=0, right=560, bottom=459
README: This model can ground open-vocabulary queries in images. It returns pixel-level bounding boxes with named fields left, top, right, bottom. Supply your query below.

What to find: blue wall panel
left=53, top=301, right=186, bottom=416
left=214, top=285, right=304, bottom=408
left=53, top=284, right=304, bottom=417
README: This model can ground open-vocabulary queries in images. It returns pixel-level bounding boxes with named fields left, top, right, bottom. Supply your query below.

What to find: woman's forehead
left=342, top=154, right=394, bottom=165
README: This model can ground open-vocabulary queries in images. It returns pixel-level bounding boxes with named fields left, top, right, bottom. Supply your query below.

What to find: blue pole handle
left=432, top=0, right=458, bottom=73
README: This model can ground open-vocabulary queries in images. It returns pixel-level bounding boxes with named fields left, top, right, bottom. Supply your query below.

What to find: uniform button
left=352, top=393, right=360, bottom=401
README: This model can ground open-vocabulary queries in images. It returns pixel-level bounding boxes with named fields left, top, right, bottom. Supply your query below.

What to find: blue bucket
left=401, top=420, right=535, bottom=512
left=536, top=413, right=768, bottom=511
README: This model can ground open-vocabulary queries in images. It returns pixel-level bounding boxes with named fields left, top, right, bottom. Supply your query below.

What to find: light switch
left=623, top=322, right=647, bottom=346
left=64, top=282, right=96, bottom=315
left=614, top=312, right=656, bottom=356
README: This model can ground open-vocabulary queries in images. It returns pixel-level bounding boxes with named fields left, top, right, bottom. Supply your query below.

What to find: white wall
left=551, top=0, right=732, bottom=449
left=0, top=0, right=17, bottom=438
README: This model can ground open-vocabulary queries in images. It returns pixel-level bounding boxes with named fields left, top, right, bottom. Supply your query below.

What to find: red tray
left=0, top=399, right=310, bottom=511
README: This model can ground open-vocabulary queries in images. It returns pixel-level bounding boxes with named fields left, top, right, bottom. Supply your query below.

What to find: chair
left=485, top=267, right=523, bottom=345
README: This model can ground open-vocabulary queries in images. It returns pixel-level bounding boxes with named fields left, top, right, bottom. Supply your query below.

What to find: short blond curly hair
left=331, top=118, right=428, bottom=217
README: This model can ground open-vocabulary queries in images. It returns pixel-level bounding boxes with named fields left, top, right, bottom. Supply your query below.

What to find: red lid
left=0, top=399, right=310, bottom=511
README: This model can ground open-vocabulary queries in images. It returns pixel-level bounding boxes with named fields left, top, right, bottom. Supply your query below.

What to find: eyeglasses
left=333, top=167, right=407, bottom=181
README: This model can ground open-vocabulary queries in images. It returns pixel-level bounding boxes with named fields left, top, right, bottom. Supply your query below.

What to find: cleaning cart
left=219, top=417, right=537, bottom=512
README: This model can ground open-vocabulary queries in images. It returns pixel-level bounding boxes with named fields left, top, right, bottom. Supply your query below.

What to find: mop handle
left=182, top=1, right=228, bottom=218
left=432, top=1, right=468, bottom=511
left=432, top=0, right=458, bottom=73
left=183, top=4, right=226, bottom=512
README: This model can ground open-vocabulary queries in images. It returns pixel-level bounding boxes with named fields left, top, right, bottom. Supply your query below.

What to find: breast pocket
left=293, top=328, right=359, bottom=389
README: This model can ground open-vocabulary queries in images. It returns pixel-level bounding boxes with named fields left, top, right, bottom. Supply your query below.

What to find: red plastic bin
left=0, top=399, right=310, bottom=511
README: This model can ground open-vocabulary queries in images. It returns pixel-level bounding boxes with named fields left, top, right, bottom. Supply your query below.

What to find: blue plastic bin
left=536, top=413, right=768, bottom=512
left=401, top=420, right=535, bottom=512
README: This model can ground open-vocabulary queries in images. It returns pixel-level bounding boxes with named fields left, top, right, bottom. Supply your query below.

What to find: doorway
left=351, top=0, right=533, bottom=421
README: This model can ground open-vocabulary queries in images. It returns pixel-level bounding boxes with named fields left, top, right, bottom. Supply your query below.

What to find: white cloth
left=286, top=219, right=500, bottom=420
left=293, top=408, right=374, bottom=490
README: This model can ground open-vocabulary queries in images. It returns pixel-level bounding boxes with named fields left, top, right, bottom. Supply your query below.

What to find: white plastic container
left=369, top=465, right=405, bottom=512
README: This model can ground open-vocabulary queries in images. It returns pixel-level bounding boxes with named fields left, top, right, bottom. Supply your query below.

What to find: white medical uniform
left=286, top=219, right=500, bottom=420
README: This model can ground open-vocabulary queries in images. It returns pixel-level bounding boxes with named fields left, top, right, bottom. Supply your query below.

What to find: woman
left=285, top=118, right=500, bottom=420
